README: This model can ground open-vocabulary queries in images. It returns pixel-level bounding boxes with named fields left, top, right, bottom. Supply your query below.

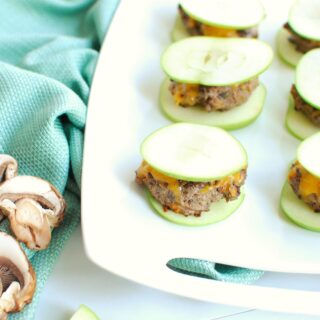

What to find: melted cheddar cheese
left=201, top=24, right=239, bottom=37
left=172, top=83, right=199, bottom=106
left=199, top=171, right=243, bottom=197
left=288, top=161, right=320, bottom=198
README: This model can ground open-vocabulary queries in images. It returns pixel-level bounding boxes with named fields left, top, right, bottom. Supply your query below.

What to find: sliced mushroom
left=0, top=155, right=18, bottom=183
left=0, top=176, right=65, bottom=250
left=0, top=232, right=36, bottom=319
left=0, top=155, right=18, bottom=225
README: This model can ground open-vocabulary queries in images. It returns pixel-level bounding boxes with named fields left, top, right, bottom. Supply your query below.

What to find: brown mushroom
left=0, top=176, right=65, bottom=250
left=0, top=232, right=36, bottom=319
left=0, top=155, right=18, bottom=224
left=0, top=155, right=18, bottom=183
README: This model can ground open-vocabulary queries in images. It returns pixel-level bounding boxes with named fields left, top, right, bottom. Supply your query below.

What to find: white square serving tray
left=82, top=0, right=320, bottom=314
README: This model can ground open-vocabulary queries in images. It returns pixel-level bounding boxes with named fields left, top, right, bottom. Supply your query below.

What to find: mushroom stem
left=9, top=198, right=52, bottom=250
left=0, top=155, right=18, bottom=183
left=0, top=282, right=20, bottom=312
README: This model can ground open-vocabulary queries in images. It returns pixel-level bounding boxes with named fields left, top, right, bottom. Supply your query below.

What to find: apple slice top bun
left=141, top=123, right=247, bottom=182
left=295, top=48, right=320, bottom=110
left=289, top=0, right=320, bottom=42
left=298, top=132, right=320, bottom=178
left=161, top=37, right=273, bottom=86
left=179, top=0, right=265, bottom=30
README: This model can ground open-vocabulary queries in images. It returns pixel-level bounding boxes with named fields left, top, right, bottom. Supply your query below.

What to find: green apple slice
left=277, top=28, right=303, bottom=67
left=161, top=37, right=273, bottom=86
left=281, top=182, right=320, bottom=232
left=179, top=0, right=265, bottom=29
left=171, top=16, right=189, bottom=42
left=141, top=123, right=247, bottom=182
left=70, top=305, right=99, bottom=320
left=159, top=78, right=266, bottom=130
left=297, top=131, right=320, bottom=178
left=288, top=0, right=320, bottom=41
left=285, top=95, right=319, bottom=140
left=296, top=48, right=320, bottom=109
left=147, top=190, right=244, bottom=226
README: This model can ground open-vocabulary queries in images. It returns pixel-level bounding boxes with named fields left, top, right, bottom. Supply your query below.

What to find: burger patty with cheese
left=291, top=85, right=320, bottom=127
left=169, top=78, right=259, bottom=112
left=136, top=161, right=247, bottom=216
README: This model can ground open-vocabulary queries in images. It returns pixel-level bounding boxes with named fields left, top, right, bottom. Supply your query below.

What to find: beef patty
left=136, top=161, right=246, bottom=216
left=291, top=85, right=320, bottom=127
left=284, top=23, right=320, bottom=54
left=170, top=78, right=259, bottom=112
left=288, top=161, right=320, bottom=212
left=179, top=5, right=258, bottom=38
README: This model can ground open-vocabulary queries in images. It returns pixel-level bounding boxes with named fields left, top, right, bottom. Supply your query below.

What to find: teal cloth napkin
left=0, top=1, right=118, bottom=319
left=0, top=1, right=262, bottom=319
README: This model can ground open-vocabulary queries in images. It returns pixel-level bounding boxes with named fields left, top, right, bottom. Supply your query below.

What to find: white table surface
left=36, top=227, right=320, bottom=320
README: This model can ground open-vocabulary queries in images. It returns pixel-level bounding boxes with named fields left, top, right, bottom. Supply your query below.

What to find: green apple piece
left=171, top=16, right=189, bottom=42
left=70, top=305, right=100, bottom=320
left=276, top=28, right=303, bottom=67
left=141, top=123, right=247, bottom=182
left=159, top=78, right=266, bottom=130
left=288, top=0, right=320, bottom=41
left=281, top=182, right=320, bottom=232
left=147, top=190, right=244, bottom=226
left=296, top=48, right=320, bottom=109
left=179, top=0, right=265, bottom=29
left=297, top=131, right=320, bottom=178
left=161, top=37, right=273, bottom=86
left=285, top=95, right=319, bottom=140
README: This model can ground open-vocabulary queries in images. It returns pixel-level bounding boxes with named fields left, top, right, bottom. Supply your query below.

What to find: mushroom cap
left=0, top=232, right=36, bottom=315
left=0, top=155, right=18, bottom=224
left=0, top=176, right=65, bottom=250
left=0, top=176, right=65, bottom=220
left=0, top=155, right=18, bottom=183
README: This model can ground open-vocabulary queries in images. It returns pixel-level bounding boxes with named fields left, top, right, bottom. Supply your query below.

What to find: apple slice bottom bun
left=147, top=189, right=244, bottom=226
left=281, top=182, right=320, bottom=232
left=277, top=28, right=303, bottom=67
left=171, top=16, right=189, bottom=42
left=285, top=95, right=319, bottom=140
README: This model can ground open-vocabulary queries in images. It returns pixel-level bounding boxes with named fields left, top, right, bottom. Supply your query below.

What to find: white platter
left=82, top=0, right=320, bottom=314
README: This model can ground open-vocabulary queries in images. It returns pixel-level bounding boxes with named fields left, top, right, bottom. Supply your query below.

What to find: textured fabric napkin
left=0, top=1, right=262, bottom=319
left=0, top=1, right=118, bottom=319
